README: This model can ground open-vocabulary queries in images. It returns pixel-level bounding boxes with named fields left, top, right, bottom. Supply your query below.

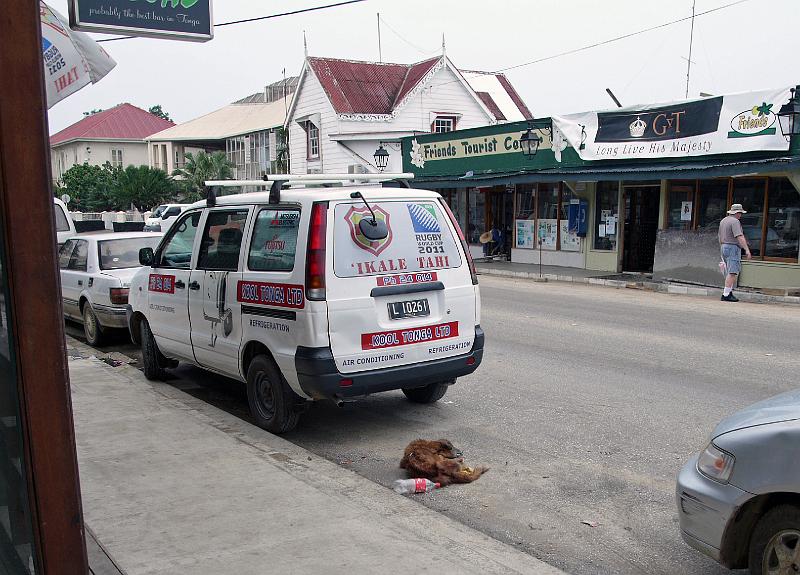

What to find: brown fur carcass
left=400, top=439, right=488, bottom=486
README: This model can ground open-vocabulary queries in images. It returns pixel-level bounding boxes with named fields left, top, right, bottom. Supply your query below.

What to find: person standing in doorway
left=718, top=203, right=752, bottom=302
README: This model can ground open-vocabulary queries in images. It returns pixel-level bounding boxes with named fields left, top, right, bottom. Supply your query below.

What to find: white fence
left=70, top=210, right=153, bottom=230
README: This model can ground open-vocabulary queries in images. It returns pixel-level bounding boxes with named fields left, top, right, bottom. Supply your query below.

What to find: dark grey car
left=677, top=390, right=800, bottom=574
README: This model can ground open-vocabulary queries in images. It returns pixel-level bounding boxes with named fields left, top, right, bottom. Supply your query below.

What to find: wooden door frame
left=0, top=3, right=88, bottom=573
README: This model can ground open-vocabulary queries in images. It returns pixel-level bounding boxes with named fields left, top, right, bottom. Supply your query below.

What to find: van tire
left=246, top=356, right=301, bottom=434
left=140, top=319, right=168, bottom=380
left=402, top=381, right=450, bottom=403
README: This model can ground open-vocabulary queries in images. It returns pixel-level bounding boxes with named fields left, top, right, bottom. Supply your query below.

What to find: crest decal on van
left=344, top=205, right=393, bottom=256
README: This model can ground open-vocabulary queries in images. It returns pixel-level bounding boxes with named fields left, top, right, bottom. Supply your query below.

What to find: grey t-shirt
left=719, top=215, right=743, bottom=245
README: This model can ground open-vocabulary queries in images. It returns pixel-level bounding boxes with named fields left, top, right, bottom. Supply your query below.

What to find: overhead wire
left=96, top=0, right=369, bottom=43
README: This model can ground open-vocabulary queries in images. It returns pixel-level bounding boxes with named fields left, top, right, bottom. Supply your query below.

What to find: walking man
left=718, top=203, right=751, bottom=302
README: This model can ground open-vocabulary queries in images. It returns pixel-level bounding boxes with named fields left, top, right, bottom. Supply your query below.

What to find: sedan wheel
left=763, top=530, right=800, bottom=575
left=82, top=304, right=105, bottom=346
left=749, top=505, right=800, bottom=575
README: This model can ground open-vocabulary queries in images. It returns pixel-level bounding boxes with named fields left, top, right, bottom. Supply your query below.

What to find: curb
left=475, top=267, right=800, bottom=306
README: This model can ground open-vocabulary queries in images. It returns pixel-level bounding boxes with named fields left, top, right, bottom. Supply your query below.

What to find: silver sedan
left=677, top=390, right=800, bottom=574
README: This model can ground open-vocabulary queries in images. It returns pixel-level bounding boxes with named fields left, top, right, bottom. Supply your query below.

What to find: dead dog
left=400, top=439, right=488, bottom=486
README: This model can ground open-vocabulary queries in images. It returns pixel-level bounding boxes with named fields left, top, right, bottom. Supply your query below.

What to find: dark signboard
left=596, top=97, right=723, bottom=142
left=69, top=0, right=213, bottom=42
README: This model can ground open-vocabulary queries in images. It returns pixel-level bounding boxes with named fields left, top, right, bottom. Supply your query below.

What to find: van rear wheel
left=246, top=356, right=301, bottom=434
left=402, top=380, right=451, bottom=404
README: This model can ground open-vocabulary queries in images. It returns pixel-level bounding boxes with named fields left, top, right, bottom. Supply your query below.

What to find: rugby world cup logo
left=344, top=205, right=393, bottom=256
left=406, top=203, right=441, bottom=233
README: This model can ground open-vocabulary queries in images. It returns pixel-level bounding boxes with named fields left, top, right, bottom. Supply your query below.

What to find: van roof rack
left=204, top=173, right=414, bottom=205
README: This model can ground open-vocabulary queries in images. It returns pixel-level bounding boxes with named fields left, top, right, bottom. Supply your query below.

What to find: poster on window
left=515, top=219, right=535, bottom=249
left=537, top=219, right=558, bottom=249
left=560, top=220, right=580, bottom=251
left=681, top=201, right=693, bottom=221
left=552, top=87, right=793, bottom=161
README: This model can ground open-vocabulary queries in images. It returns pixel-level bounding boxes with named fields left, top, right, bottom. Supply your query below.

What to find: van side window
left=197, top=210, right=249, bottom=271
left=248, top=209, right=300, bottom=272
left=54, top=204, right=71, bottom=232
left=58, top=240, right=76, bottom=269
left=68, top=240, right=88, bottom=272
left=159, top=211, right=201, bottom=269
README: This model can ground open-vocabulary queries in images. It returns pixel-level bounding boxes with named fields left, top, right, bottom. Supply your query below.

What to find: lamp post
left=778, top=88, right=800, bottom=141
left=373, top=144, right=390, bottom=172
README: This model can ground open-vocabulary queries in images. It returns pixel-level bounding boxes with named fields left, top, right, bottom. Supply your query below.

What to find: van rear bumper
left=295, top=326, right=484, bottom=400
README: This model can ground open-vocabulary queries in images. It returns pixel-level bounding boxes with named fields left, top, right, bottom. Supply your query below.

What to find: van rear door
left=326, top=195, right=477, bottom=374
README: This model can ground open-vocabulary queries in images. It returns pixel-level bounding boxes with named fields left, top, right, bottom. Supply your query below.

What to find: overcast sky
left=47, top=0, right=800, bottom=134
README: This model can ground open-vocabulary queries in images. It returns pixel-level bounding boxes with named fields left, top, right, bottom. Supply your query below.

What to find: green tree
left=148, top=105, right=171, bottom=122
left=58, top=163, right=118, bottom=211
left=111, top=165, right=178, bottom=211
left=173, top=151, right=234, bottom=200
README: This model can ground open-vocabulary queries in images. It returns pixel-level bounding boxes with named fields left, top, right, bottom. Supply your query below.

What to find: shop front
left=402, top=86, right=800, bottom=290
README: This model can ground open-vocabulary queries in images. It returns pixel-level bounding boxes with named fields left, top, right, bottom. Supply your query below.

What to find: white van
left=126, top=174, right=483, bottom=433
left=143, top=203, right=190, bottom=232
left=54, top=197, right=76, bottom=247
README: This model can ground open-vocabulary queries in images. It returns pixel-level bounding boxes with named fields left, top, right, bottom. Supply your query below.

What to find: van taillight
left=110, top=287, right=129, bottom=305
left=305, top=201, right=328, bottom=300
left=438, top=198, right=478, bottom=285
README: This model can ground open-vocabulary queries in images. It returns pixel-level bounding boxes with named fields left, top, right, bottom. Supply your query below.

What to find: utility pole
left=377, top=13, right=382, bottom=62
left=685, top=0, right=696, bottom=98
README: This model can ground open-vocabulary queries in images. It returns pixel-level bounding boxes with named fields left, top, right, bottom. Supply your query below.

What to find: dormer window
left=432, top=115, right=458, bottom=133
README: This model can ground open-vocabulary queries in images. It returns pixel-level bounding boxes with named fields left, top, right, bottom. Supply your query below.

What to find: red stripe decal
left=148, top=274, right=175, bottom=294
left=237, top=280, right=305, bottom=309
left=376, top=272, right=438, bottom=287
left=361, top=321, right=458, bottom=350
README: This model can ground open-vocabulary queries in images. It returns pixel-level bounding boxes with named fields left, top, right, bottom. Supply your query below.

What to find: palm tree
left=173, top=151, right=234, bottom=200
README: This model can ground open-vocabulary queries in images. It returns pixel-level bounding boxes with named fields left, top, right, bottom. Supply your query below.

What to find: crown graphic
left=629, top=116, right=646, bottom=138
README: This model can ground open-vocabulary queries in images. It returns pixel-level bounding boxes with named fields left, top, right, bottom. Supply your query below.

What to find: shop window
left=514, top=185, right=536, bottom=249
left=537, top=183, right=559, bottom=249
left=594, top=182, right=619, bottom=251
left=559, top=187, right=579, bottom=251
left=696, top=179, right=729, bottom=231
left=732, top=179, right=766, bottom=257
left=467, top=190, right=485, bottom=245
left=765, top=178, right=799, bottom=261
left=441, top=190, right=467, bottom=236
left=667, top=181, right=695, bottom=230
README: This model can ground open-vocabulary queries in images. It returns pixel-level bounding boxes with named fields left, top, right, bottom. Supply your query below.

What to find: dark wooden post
left=0, top=2, right=88, bottom=573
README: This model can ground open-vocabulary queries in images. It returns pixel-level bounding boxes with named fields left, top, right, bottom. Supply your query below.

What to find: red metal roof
left=496, top=74, right=533, bottom=120
left=392, top=57, right=440, bottom=108
left=50, top=103, right=175, bottom=146
left=477, top=92, right=506, bottom=121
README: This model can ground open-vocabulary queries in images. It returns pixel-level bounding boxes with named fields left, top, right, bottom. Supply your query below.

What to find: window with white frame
left=111, top=148, right=124, bottom=168
left=432, top=116, right=457, bottom=133
left=306, top=122, right=320, bottom=159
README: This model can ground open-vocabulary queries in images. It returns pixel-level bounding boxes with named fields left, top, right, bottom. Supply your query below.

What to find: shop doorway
left=622, top=184, right=661, bottom=272
left=486, top=187, right=513, bottom=260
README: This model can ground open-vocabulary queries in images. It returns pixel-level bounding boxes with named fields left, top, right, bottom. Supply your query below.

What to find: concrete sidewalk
left=67, top=337, right=562, bottom=575
left=475, top=261, right=800, bottom=305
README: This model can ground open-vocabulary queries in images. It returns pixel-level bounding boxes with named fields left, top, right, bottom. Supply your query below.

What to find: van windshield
left=333, top=200, right=461, bottom=278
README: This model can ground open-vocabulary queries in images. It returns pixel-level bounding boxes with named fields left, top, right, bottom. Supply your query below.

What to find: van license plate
left=388, top=298, right=430, bottom=320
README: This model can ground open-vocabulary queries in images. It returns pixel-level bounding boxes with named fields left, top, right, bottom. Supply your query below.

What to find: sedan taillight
left=109, top=287, right=129, bottom=305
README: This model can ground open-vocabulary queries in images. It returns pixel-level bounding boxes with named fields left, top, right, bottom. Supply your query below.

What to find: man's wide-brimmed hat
left=727, top=203, right=747, bottom=215
left=479, top=231, right=493, bottom=244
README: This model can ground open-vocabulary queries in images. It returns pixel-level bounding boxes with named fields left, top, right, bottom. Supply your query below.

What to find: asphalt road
left=70, top=278, right=800, bottom=575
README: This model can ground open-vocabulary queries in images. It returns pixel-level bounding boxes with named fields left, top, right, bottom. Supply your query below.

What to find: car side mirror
left=359, top=218, right=388, bottom=241
left=139, top=247, right=155, bottom=266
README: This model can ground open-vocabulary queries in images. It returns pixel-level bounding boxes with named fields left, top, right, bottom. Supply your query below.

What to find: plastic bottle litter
left=393, top=478, right=440, bottom=494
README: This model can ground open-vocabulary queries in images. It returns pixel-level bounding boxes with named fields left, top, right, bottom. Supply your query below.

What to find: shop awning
left=411, top=155, right=800, bottom=188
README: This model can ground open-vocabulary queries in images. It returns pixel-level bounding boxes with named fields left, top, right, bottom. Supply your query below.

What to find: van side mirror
left=359, top=218, right=388, bottom=241
left=139, top=247, right=155, bottom=266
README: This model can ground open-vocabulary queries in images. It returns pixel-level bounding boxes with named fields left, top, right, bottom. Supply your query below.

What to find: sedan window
left=68, top=240, right=88, bottom=272
left=99, top=237, right=162, bottom=270
left=58, top=240, right=76, bottom=269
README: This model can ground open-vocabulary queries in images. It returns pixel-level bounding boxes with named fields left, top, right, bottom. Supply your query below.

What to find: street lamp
left=519, top=120, right=551, bottom=159
left=373, top=144, right=390, bottom=172
left=777, top=88, right=800, bottom=140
